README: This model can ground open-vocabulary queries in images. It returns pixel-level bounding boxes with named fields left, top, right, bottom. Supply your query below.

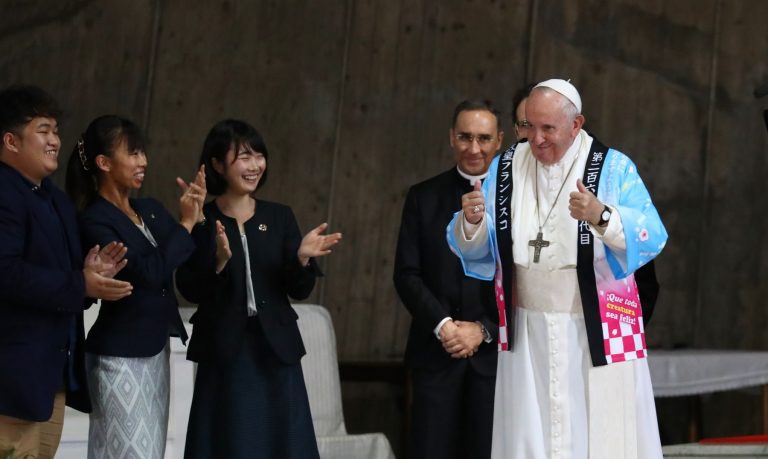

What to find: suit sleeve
left=175, top=213, right=225, bottom=304
left=81, top=201, right=195, bottom=290
left=0, top=192, right=85, bottom=313
left=393, top=187, right=449, bottom=330
left=281, top=207, right=318, bottom=300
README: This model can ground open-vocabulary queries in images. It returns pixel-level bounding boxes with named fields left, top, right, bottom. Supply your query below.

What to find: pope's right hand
left=462, top=181, right=485, bottom=225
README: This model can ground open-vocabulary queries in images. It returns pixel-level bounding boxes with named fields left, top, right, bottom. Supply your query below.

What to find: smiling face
left=449, top=109, right=503, bottom=175
left=525, top=88, right=584, bottom=165
left=1, top=116, right=61, bottom=184
left=96, top=139, right=148, bottom=192
left=213, top=143, right=266, bottom=196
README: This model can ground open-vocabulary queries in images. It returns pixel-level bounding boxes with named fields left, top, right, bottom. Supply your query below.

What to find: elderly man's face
left=449, top=109, right=503, bottom=176
left=525, top=90, right=583, bottom=165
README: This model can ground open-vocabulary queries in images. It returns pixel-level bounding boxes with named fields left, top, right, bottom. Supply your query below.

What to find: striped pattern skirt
left=86, top=343, right=170, bottom=459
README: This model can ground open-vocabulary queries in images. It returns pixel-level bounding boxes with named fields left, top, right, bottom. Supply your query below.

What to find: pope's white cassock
left=447, top=128, right=667, bottom=459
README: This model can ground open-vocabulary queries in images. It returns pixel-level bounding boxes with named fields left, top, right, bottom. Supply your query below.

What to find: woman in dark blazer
left=65, top=115, right=206, bottom=459
left=177, top=119, right=341, bottom=459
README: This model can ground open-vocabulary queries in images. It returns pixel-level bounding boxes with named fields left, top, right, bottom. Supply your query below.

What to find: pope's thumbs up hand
left=569, top=179, right=602, bottom=224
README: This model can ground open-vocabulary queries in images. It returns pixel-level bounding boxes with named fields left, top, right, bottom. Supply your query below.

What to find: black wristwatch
left=476, top=321, right=492, bottom=343
left=597, top=205, right=612, bottom=227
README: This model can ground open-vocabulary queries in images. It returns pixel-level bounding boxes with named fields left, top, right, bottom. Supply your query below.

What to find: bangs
left=119, top=120, right=147, bottom=153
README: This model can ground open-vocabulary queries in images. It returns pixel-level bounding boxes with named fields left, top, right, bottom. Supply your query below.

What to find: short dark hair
left=512, top=83, right=535, bottom=124
left=65, top=115, right=146, bottom=210
left=451, top=99, right=501, bottom=131
left=200, top=119, right=269, bottom=196
left=0, top=84, right=62, bottom=136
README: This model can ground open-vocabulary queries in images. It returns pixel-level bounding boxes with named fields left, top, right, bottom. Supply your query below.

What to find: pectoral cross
left=528, top=231, right=550, bottom=263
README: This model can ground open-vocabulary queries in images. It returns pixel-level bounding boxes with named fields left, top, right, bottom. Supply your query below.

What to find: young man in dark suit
left=394, top=99, right=504, bottom=459
left=0, top=85, right=132, bottom=459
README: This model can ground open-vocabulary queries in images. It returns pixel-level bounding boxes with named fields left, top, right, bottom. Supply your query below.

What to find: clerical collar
left=456, top=166, right=488, bottom=186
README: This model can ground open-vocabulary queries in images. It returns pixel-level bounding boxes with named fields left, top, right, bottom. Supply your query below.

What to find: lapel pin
left=258, top=224, right=267, bottom=232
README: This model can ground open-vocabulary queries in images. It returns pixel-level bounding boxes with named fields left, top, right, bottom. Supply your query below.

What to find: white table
left=663, top=442, right=768, bottom=458
left=649, top=350, right=768, bottom=398
left=648, top=349, right=768, bottom=435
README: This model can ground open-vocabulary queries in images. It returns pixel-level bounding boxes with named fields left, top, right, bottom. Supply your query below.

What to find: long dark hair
left=199, top=119, right=269, bottom=196
left=65, top=115, right=146, bottom=210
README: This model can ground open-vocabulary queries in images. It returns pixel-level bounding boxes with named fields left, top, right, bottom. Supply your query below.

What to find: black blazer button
left=161, top=288, right=168, bottom=296
left=257, top=300, right=267, bottom=310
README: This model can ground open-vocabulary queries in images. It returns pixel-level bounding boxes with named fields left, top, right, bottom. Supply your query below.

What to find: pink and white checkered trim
left=603, top=318, right=646, bottom=364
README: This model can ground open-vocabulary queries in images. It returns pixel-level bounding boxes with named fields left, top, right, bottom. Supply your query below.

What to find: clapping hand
left=83, top=243, right=133, bottom=300
left=178, top=165, right=207, bottom=232
left=297, top=222, right=342, bottom=266
left=214, top=220, right=232, bottom=274
left=91, top=241, right=128, bottom=278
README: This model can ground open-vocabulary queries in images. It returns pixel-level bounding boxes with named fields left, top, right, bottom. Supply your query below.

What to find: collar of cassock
left=456, top=166, right=488, bottom=186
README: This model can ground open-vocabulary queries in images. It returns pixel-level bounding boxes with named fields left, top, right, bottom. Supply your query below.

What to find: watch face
left=601, top=209, right=611, bottom=221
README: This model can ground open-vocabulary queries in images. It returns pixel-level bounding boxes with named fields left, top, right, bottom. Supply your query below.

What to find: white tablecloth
left=648, top=349, right=768, bottom=397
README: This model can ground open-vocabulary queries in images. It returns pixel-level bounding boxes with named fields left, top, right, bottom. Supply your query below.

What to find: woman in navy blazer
left=65, top=115, right=206, bottom=459
left=177, top=119, right=341, bottom=459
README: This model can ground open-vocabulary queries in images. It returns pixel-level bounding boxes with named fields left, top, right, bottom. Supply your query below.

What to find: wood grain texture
left=695, top=0, right=768, bottom=350
left=321, top=0, right=531, bottom=360
left=0, top=0, right=157, bottom=184
left=1, top=0, right=767, bottom=375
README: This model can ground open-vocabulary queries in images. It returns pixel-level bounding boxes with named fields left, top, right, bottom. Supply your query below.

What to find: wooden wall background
left=3, top=0, right=767, bottom=450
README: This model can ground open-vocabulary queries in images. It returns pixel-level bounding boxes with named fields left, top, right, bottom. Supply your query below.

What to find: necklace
left=528, top=142, right=582, bottom=263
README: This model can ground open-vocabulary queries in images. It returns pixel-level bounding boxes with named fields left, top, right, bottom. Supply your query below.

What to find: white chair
left=295, top=304, right=396, bottom=459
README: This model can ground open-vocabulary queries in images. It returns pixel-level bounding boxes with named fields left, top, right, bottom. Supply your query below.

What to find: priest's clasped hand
left=439, top=320, right=483, bottom=359
left=461, top=181, right=485, bottom=225
left=568, top=178, right=603, bottom=225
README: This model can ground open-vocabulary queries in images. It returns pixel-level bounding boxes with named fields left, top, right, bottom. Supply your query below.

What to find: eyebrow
left=457, top=130, right=493, bottom=135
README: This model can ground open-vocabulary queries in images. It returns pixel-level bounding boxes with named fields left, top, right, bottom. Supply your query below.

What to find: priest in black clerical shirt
left=393, top=99, right=504, bottom=459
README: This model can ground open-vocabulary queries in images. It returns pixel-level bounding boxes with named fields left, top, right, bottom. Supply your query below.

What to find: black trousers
left=408, top=359, right=495, bottom=459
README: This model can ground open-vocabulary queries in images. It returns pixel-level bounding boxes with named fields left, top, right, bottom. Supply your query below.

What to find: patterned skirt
left=86, top=343, right=170, bottom=459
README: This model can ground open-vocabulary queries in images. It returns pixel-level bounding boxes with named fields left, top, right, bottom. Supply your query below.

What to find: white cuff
left=589, top=205, right=626, bottom=251
left=434, top=317, right=452, bottom=339
left=461, top=212, right=486, bottom=241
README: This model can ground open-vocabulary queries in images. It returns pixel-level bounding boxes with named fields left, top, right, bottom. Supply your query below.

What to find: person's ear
left=573, top=114, right=585, bottom=132
left=448, top=128, right=456, bottom=149
left=211, top=157, right=224, bottom=175
left=95, top=154, right=111, bottom=172
left=3, top=132, right=19, bottom=153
